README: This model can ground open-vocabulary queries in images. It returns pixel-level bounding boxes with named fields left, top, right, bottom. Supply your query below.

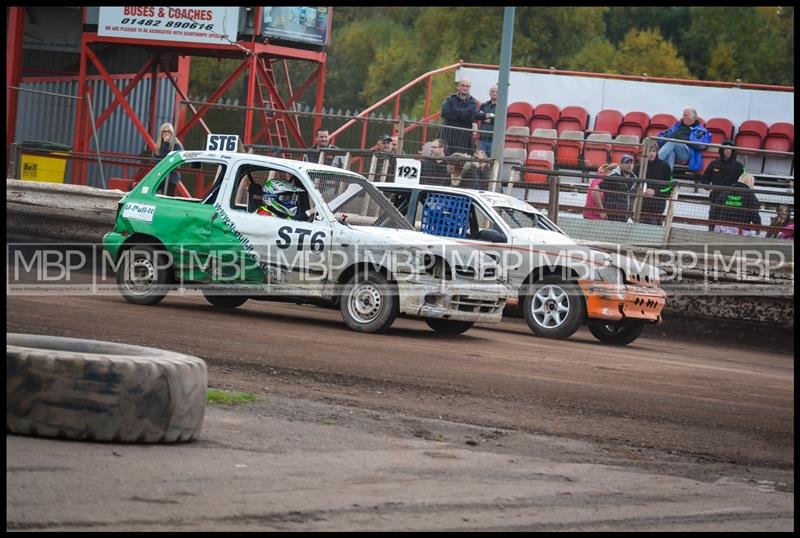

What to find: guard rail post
left=490, top=159, right=501, bottom=192
left=548, top=172, right=560, bottom=223
left=661, top=187, right=681, bottom=249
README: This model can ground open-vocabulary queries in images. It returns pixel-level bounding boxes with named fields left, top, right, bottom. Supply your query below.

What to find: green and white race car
left=103, top=150, right=508, bottom=334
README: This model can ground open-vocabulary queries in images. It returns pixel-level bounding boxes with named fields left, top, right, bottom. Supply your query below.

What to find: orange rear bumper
left=579, top=280, right=666, bottom=323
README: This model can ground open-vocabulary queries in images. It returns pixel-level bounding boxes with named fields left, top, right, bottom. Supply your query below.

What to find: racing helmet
left=261, top=179, right=303, bottom=218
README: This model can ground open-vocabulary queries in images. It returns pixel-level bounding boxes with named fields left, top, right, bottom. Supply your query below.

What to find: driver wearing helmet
left=256, top=179, right=304, bottom=219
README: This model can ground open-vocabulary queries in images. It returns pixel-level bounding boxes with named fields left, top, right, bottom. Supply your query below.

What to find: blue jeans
left=477, top=137, right=493, bottom=155
left=658, top=141, right=690, bottom=171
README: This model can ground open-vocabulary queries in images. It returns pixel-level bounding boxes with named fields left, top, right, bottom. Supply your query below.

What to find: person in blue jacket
left=657, top=107, right=711, bottom=173
left=441, top=78, right=478, bottom=156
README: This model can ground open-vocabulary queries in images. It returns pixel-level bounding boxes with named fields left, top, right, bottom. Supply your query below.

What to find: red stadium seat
left=524, top=150, right=554, bottom=183
left=735, top=120, right=768, bottom=151
left=555, top=131, right=584, bottom=169
left=504, top=126, right=530, bottom=150
left=506, top=101, right=534, bottom=128
left=530, top=103, right=561, bottom=132
left=592, top=109, right=624, bottom=137
left=556, top=106, right=589, bottom=136
left=705, top=117, right=735, bottom=144
left=764, top=122, right=794, bottom=151
left=527, top=128, right=557, bottom=154
left=610, top=134, right=641, bottom=165
left=618, top=111, right=650, bottom=139
left=735, top=120, right=768, bottom=174
left=583, top=133, right=612, bottom=170
left=645, top=113, right=677, bottom=139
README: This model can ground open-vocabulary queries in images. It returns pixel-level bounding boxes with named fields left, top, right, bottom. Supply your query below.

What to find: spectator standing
left=153, top=122, right=184, bottom=196
left=700, top=140, right=745, bottom=231
left=713, top=173, right=761, bottom=235
left=474, top=84, right=498, bottom=155
left=657, top=107, right=711, bottom=173
left=420, top=139, right=450, bottom=186
left=305, top=128, right=345, bottom=168
left=602, top=154, right=638, bottom=222
left=639, top=145, right=674, bottom=225
left=583, top=163, right=617, bottom=220
left=441, top=77, right=478, bottom=155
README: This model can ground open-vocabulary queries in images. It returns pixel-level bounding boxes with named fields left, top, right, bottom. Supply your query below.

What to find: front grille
left=451, top=295, right=503, bottom=314
left=455, top=266, right=497, bottom=281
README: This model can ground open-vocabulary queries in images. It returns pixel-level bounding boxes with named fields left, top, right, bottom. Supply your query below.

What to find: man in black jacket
left=640, top=145, right=674, bottom=225
left=474, top=84, right=498, bottom=154
left=713, top=173, right=761, bottom=235
left=700, top=140, right=744, bottom=230
left=441, top=78, right=478, bottom=155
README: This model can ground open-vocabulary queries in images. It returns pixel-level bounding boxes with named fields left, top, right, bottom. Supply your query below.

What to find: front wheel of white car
left=522, top=275, right=586, bottom=339
left=340, top=270, right=398, bottom=333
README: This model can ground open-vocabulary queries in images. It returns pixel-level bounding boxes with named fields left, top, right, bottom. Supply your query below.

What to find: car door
left=211, top=160, right=332, bottom=294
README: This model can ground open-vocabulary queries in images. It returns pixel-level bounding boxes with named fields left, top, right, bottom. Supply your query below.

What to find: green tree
left=566, top=38, right=619, bottom=74
left=614, top=28, right=693, bottom=79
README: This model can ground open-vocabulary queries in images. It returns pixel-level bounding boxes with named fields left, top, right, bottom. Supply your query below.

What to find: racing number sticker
left=394, top=158, right=422, bottom=185
left=276, top=226, right=326, bottom=252
left=206, top=134, right=239, bottom=152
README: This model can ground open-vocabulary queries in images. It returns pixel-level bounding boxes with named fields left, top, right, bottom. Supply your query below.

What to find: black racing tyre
left=202, top=291, right=248, bottom=309
left=522, top=275, right=586, bottom=339
left=340, top=270, right=399, bottom=333
left=7, top=333, right=207, bottom=443
left=587, top=319, right=646, bottom=346
left=116, top=245, right=172, bottom=306
left=425, top=319, right=474, bottom=334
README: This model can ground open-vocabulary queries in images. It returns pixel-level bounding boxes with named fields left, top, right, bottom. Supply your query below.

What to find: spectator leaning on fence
left=446, top=153, right=480, bottom=189
left=441, top=77, right=478, bottom=156
left=583, top=163, right=617, bottom=221
left=602, top=154, right=638, bottom=222
left=474, top=84, right=498, bottom=155
left=371, top=134, right=396, bottom=183
left=766, top=204, right=791, bottom=239
left=153, top=122, right=184, bottom=196
left=640, top=145, right=674, bottom=226
left=712, top=173, right=762, bottom=235
left=657, top=107, right=711, bottom=173
left=700, top=140, right=745, bottom=231
left=305, top=128, right=345, bottom=168
left=420, top=139, right=450, bottom=186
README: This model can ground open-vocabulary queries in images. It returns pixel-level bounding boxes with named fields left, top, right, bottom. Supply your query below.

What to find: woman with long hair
left=153, top=122, right=184, bottom=195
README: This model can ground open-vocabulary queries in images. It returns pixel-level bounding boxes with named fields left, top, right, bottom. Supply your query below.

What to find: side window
left=230, top=165, right=316, bottom=222
left=155, top=160, right=224, bottom=202
left=380, top=188, right=413, bottom=217
left=468, top=203, right=500, bottom=240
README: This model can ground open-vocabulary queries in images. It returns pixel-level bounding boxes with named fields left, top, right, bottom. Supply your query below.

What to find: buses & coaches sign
left=98, top=7, right=239, bottom=45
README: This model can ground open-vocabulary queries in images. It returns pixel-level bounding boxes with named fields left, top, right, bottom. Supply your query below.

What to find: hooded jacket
left=712, top=180, right=761, bottom=226
left=701, top=140, right=745, bottom=187
left=658, top=120, right=711, bottom=171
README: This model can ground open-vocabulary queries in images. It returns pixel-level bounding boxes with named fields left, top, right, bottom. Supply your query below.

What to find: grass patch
left=207, top=388, right=259, bottom=406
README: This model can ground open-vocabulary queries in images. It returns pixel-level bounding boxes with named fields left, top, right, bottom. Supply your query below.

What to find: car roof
left=373, top=182, right=543, bottom=214
left=178, top=150, right=364, bottom=177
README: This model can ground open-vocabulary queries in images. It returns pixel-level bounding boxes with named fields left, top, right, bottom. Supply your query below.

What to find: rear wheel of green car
left=116, top=245, right=171, bottom=306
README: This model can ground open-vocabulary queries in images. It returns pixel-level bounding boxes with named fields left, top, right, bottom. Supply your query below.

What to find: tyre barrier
left=7, top=333, right=207, bottom=443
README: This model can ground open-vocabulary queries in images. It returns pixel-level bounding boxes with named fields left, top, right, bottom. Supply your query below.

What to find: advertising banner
left=97, top=7, right=240, bottom=45
left=261, top=7, right=331, bottom=47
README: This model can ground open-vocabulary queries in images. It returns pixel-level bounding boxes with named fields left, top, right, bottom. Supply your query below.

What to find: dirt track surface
left=6, top=291, right=795, bottom=530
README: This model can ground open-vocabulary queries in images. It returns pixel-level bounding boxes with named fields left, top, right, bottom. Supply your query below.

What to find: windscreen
left=308, top=171, right=413, bottom=230
left=494, top=206, right=566, bottom=234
